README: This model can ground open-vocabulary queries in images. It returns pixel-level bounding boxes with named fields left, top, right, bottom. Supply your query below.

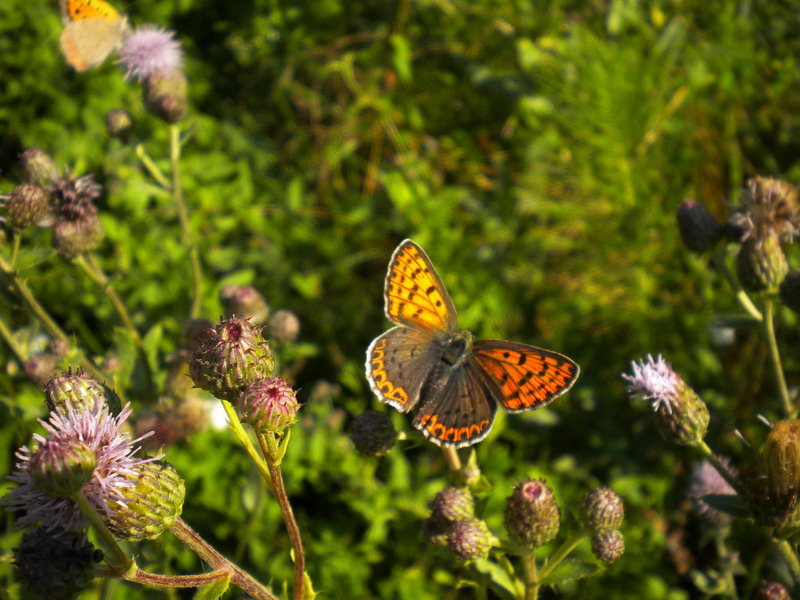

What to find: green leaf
left=472, top=558, right=517, bottom=599
left=540, top=559, right=601, bottom=586
left=390, top=34, right=413, bottom=83
left=193, top=574, right=230, bottom=600
left=700, top=494, right=749, bottom=519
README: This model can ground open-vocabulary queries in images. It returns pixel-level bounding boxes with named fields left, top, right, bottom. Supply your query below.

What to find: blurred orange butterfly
left=366, top=239, right=579, bottom=448
left=59, top=0, right=130, bottom=72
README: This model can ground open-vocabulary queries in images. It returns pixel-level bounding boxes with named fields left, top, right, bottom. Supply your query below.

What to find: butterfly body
left=59, top=0, right=130, bottom=72
left=366, top=239, right=579, bottom=448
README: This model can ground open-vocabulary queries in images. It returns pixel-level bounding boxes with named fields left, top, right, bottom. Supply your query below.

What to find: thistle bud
left=44, top=370, right=121, bottom=415
left=29, top=439, right=96, bottom=498
left=676, top=199, right=721, bottom=253
left=430, top=486, right=475, bottom=526
left=14, top=527, right=98, bottom=600
left=105, top=108, right=133, bottom=138
left=143, top=69, right=188, bottom=123
left=751, top=419, right=800, bottom=530
left=779, top=270, right=800, bottom=314
left=106, top=460, right=185, bottom=541
left=503, top=479, right=560, bottom=547
left=737, top=231, right=788, bottom=292
left=446, top=518, right=494, bottom=562
left=591, top=529, right=625, bottom=563
left=20, top=148, right=60, bottom=187
left=4, top=184, right=49, bottom=230
left=756, top=581, right=791, bottom=600
left=579, top=487, right=624, bottom=533
left=351, top=411, right=397, bottom=456
left=220, top=284, right=270, bottom=325
left=239, top=377, right=300, bottom=435
left=269, top=310, right=300, bottom=343
left=189, top=317, right=275, bottom=403
left=53, top=214, right=104, bottom=258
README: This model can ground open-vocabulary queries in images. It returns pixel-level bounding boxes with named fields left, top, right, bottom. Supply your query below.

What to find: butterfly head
left=441, top=330, right=474, bottom=366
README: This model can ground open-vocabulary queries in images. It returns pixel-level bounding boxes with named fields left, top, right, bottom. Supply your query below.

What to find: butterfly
left=366, top=239, right=579, bottom=448
left=59, top=0, right=131, bottom=72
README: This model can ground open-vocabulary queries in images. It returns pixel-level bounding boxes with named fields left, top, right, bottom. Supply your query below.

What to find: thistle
left=351, top=410, right=397, bottom=456
left=503, top=479, right=560, bottom=548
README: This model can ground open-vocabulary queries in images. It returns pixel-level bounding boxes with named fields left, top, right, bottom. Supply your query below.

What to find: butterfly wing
left=60, top=0, right=122, bottom=22
left=472, top=340, right=579, bottom=413
left=366, top=326, right=445, bottom=413
left=412, top=359, right=498, bottom=448
left=60, top=18, right=129, bottom=71
left=383, top=239, right=459, bottom=334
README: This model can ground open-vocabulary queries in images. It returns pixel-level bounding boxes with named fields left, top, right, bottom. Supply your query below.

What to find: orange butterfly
left=59, top=0, right=130, bottom=72
left=366, top=239, right=579, bottom=448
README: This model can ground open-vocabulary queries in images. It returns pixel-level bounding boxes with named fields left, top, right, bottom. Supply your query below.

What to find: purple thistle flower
left=2, top=403, right=161, bottom=532
left=622, top=354, right=682, bottom=415
left=118, top=25, right=183, bottom=82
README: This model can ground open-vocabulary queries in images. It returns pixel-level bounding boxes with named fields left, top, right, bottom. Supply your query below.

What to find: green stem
left=537, top=531, right=584, bottom=582
left=10, top=233, right=21, bottom=268
left=221, top=401, right=273, bottom=490
left=711, top=249, right=762, bottom=322
left=71, top=490, right=130, bottom=569
left=774, top=538, right=800, bottom=586
left=135, top=143, right=171, bottom=190
left=106, top=565, right=231, bottom=589
left=522, top=550, right=538, bottom=600
left=697, top=441, right=743, bottom=495
left=714, top=528, right=738, bottom=600
left=442, top=447, right=463, bottom=485
left=762, top=298, right=792, bottom=416
left=0, top=313, right=28, bottom=364
left=170, top=125, right=203, bottom=319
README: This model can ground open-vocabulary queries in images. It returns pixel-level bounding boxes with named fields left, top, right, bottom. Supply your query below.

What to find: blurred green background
left=2, top=0, right=800, bottom=598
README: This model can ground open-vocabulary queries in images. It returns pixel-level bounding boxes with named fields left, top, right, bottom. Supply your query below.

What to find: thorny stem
left=697, top=441, right=743, bottom=495
left=221, top=401, right=273, bottom=491
left=259, top=433, right=306, bottom=600
left=71, top=490, right=130, bottom=569
left=170, top=517, right=278, bottom=600
left=762, top=298, right=792, bottom=417
left=711, top=248, right=763, bottom=322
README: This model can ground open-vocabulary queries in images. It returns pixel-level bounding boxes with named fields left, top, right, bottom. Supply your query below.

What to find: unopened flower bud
left=351, top=411, right=397, bottom=456
left=677, top=199, right=721, bottom=253
left=756, top=580, right=791, bottom=600
left=779, top=270, right=800, bottom=314
left=14, top=527, right=98, bottom=600
left=105, top=108, right=133, bottom=138
left=20, top=148, right=60, bottom=187
left=431, top=486, right=475, bottom=526
left=29, top=439, right=96, bottom=498
left=4, top=184, right=49, bottom=230
left=220, top=284, right=270, bottom=325
left=239, top=377, right=300, bottom=435
left=106, top=460, right=185, bottom=541
left=446, top=518, right=494, bottom=562
left=579, top=487, right=624, bottom=533
left=591, top=529, right=625, bottom=563
left=737, top=231, right=788, bottom=292
left=504, top=479, right=560, bottom=547
left=752, top=419, right=800, bottom=530
left=143, top=69, right=188, bottom=123
left=189, top=317, right=275, bottom=402
left=44, top=370, right=121, bottom=415
left=53, top=214, right=104, bottom=258
left=269, top=310, right=300, bottom=343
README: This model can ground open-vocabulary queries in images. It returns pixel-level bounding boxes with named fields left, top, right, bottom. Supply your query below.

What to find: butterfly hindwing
left=60, top=18, right=129, bottom=72
left=472, top=339, right=579, bottom=413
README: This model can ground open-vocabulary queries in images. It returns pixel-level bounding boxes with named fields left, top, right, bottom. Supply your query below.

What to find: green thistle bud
left=779, top=270, right=800, bottom=313
left=736, top=231, right=788, bottom=292
left=269, top=310, right=300, bottom=343
left=29, top=439, right=96, bottom=498
left=20, top=148, right=60, bottom=187
left=105, top=108, right=133, bottom=138
left=431, top=486, right=475, bottom=526
left=750, top=419, right=800, bottom=530
left=4, top=184, right=49, bottom=230
left=220, top=284, right=270, bottom=325
left=756, top=581, right=791, bottom=600
left=239, top=377, right=300, bottom=435
left=53, top=214, right=104, bottom=258
left=14, top=527, right=98, bottom=600
left=446, top=518, right=494, bottom=562
left=591, top=528, right=625, bottom=563
left=106, top=460, right=185, bottom=541
left=144, top=69, right=188, bottom=123
left=422, top=516, right=449, bottom=547
left=504, top=479, right=560, bottom=547
left=351, top=411, right=397, bottom=456
left=44, top=370, right=121, bottom=415
left=676, top=199, right=721, bottom=253
left=189, top=317, right=275, bottom=403
left=579, top=487, right=624, bottom=533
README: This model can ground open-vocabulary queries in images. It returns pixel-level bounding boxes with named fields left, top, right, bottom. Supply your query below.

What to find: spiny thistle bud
left=737, top=231, right=788, bottom=292
left=431, top=486, right=475, bottom=526
left=579, top=487, right=624, bottom=533
left=143, top=69, right=188, bottom=123
left=591, top=529, right=625, bottom=563
left=44, top=370, right=121, bottom=415
left=14, top=527, right=98, bottom=600
left=4, top=184, right=49, bottom=230
left=189, top=317, right=275, bottom=403
left=53, top=214, right=104, bottom=258
left=220, top=284, right=270, bottom=325
left=351, top=410, right=397, bottom=456
left=503, top=479, right=560, bottom=547
left=779, top=270, right=800, bottom=314
left=446, top=518, right=494, bottom=562
left=106, top=460, right=185, bottom=541
left=269, top=309, right=301, bottom=343
left=750, top=419, right=800, bottom=530
left=676, top=199, right=721, bottom=253
left=756, top=581, right=791, bottom=600
left=24, top=353, right=59, bottom=388
left=623, top=354, right=709, bottom=447
left=239, top=377, right=300, bottom=435
left=20, top=148, right=60, bottom=187
left=422, top=516, right=449, bottom=547
left=29, top=439, right=96, bottom=498
left=105, top=108, right=133, bottom=138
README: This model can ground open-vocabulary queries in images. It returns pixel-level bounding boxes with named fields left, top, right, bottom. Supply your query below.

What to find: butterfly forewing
left=472, top=340, right=579, bottom=413
left=384, top=239, right=459, bottom=334
left=60, top=19, right=128, bottom=71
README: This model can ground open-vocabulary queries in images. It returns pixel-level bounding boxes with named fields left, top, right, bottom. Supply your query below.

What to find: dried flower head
left=731, top=177, right=799, bottom=244
left=118, top=25, right=183, bottom=82
left=2, top=403, right=160, bottom=532
left=688, top=459, right=738, bottom=523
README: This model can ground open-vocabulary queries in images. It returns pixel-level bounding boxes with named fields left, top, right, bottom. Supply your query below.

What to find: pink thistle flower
left=118, top=25, right=183, bottom=82
left=2, top=403, right=161, bottom=532
left=622, top=354, right=682, bottom=415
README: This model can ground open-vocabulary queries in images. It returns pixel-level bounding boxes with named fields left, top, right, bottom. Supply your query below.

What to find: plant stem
left=170, top=517, right=278, bottom=600
left=711, top=249, right=762, bottom=322
left=107, top=566, right=231, bottom=589
left=71, top=490, right=130, bottom=569
left=762, top=298, right=792, bottom=416
left=774, top=538, right=800, bottom=586
left=536, top=532, right=584, bottom=582
left=135, top=143, right=171, bottom=190
left=221, top=401, right=273, bottom=491
left=169, top=125, right=203, bottom=319
left=259, top=433, right=306, bottom=600
left=0, top=314, right=27, bottom=364
left=442, top=447, right=463, bottom=484
left=10, top=233, right=21, bottom=268
left=697, top=441, right=743, bottom=495
left=521, top=550, right=538, bottom=600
